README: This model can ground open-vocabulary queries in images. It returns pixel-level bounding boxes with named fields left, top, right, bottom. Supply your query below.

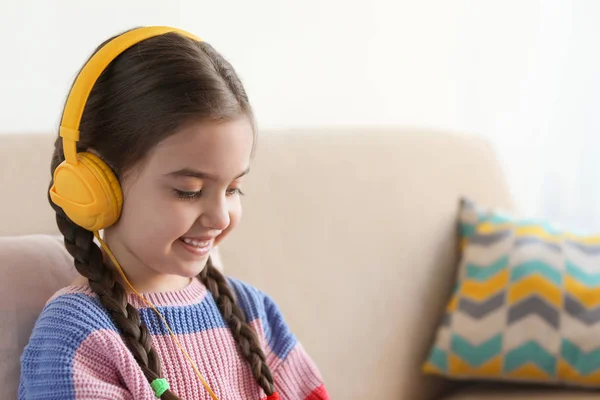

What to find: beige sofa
left=1, top=129, right=598, bottom=399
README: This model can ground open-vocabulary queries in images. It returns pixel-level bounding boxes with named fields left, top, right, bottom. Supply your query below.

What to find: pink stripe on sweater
left=73, top=330, right=155, bottom=399
left=151, top=328, right=264, bottom=399
left=74, top=327, right=265, bottom=399
left=73, top=325, right=324, bottom=400
left=273, top=345, right=326, bottom=400
left=129, top=278, right=208, bottom=308
left=49, top=279, right=208, bottom=308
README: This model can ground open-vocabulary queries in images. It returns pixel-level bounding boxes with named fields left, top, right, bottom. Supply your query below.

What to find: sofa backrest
left=0, top=129, right=515, bottom=399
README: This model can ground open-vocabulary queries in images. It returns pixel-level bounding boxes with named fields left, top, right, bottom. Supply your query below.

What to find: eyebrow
left=166, top=167, right=250, bottom=181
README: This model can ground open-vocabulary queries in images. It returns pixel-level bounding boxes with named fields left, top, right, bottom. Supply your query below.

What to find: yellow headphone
left=49, top=26, right=200, bottom=231
left=49, top=26, right=222, bottom=399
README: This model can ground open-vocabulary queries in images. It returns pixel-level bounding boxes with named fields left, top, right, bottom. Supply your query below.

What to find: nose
left=199, top=194, right=230, bottom=231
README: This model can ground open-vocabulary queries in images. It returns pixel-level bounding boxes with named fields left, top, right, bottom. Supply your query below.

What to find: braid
left=49, top=194, right=181, bottom=400
left=199, top=259, right=275, bottom=395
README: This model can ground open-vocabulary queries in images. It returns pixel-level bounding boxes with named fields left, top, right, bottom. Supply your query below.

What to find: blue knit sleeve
left=19, top=293, right=121, bottom=400
left=226, top=278, right=298, bottom=363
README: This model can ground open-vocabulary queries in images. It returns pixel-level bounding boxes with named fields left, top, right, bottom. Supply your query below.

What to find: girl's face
left=103, top=117, right=254, bottom=292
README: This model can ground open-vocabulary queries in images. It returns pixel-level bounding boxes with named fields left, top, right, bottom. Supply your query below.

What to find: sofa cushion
left=424, top=198, right=600, bottom=387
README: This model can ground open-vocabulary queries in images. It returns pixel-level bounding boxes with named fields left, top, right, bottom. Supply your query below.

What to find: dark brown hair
left=48, top=29, right=274, bottom=399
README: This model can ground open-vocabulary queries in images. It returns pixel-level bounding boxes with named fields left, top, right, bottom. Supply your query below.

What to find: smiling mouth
left=180, top=237, right=212, bottom=248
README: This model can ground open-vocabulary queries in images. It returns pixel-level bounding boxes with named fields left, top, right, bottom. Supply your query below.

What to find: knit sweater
left=19, top=277, right=328, bottom=400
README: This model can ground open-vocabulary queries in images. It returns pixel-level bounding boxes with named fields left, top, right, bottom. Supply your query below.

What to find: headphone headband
left=60, top=26, right=201, bottom=164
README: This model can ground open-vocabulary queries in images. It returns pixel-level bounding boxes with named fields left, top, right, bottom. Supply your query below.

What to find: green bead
left=151, top=378, right=170, bottom=398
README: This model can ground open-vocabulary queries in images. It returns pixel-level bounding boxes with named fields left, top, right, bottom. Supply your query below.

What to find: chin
left=174, top=258, right=209, bottom=278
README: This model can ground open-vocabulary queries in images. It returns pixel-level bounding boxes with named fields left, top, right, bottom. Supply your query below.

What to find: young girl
left=19, top=26, right=328, bottom=400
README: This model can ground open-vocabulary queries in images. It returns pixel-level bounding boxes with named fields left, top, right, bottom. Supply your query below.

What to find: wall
left=1, top=0, right=599, bottom=221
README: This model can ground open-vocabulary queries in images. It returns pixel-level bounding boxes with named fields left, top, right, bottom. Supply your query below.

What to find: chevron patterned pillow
left=423, top=198, right=600, bottom=386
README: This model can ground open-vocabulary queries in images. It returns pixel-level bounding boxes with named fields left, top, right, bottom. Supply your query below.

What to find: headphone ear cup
left=80, top=152, right=123, bottom=214
left=49, top=152, right=123, bottom=231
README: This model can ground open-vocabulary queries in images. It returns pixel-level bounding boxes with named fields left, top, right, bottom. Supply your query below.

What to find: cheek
left=119, top=185, right=195, bottom=244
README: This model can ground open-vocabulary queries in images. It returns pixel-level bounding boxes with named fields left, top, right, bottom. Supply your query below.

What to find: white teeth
left=182, top=238, right=210, bottom=248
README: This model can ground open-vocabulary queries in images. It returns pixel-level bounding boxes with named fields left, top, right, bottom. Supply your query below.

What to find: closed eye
left=174, top=189, right=201, bottom=200
left=174, top=188, right=244, bottom=200
left=226, top=188, right=245, bottom=196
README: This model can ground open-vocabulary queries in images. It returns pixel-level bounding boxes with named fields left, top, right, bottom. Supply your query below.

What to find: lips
left=180, top=237, right=212, bottom=248
left=178, top=236, right=215, bottom=257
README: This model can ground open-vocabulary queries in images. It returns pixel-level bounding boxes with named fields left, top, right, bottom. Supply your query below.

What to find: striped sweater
left=19, top=277, right=328, bottom=400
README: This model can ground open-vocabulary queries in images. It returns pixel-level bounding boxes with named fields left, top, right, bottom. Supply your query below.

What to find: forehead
left=148, top=118, right=254, bottom=177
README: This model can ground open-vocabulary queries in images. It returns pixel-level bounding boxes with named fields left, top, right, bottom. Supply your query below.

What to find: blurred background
left=1, top=0, right=599, bottom=232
